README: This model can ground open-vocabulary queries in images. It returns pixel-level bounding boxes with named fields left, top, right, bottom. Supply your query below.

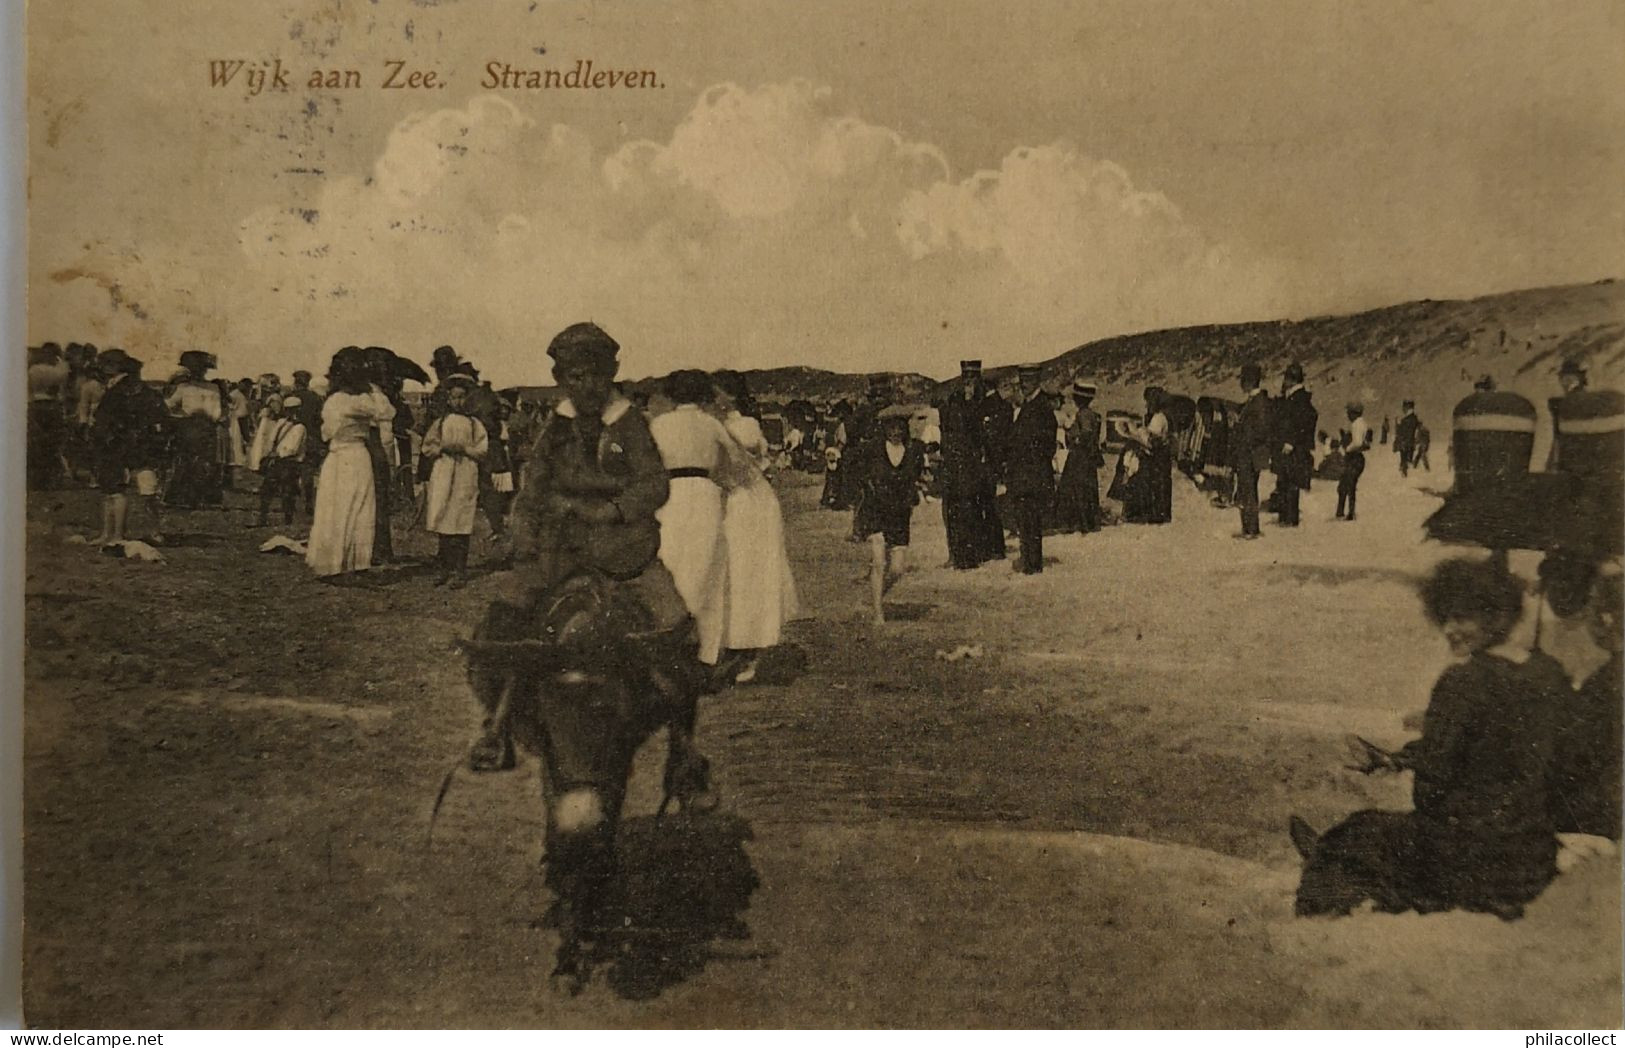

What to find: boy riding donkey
left=460, top=322, right=718, bottom=992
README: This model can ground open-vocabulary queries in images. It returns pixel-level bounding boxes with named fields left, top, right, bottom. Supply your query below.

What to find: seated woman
left=1552, top=569, right=1623, bottom=842
left=1290, top=557, right=1565, bottom=919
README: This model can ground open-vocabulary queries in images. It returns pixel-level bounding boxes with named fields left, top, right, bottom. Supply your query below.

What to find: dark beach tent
left=1550, top=389, right=1625, bottom=492
left=1196, top=396, right=1243, bottom=469
left=1451, top=389, right=1536, bottom=495
left=1427, top=390, right=1623, bottom=556
left=1162, top=394, right=1197, bottom=433
left=1424, top=471, right=1621, bottom=557
left=783, top=398, right=817, bottom=429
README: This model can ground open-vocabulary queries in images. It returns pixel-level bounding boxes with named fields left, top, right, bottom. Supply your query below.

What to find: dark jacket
left=1273, top=387, right=1317, bottom=487
left=1550, top=653, right=1623, bottom=839
left=1395, top=652, right=1561, bottom=837
left=1231, top=389, right=1273, bottom=471
left=510, top=396, right=668, bottom=585
left=982, top=394, right=1015, bottom=479
left=1004, top=391, right=1058, bottom=497
left=287, top=386, right=326, bottom=455
left=1394, top=411, right=1421, bottom=453
left=92, top=374, right=169, bottom=471
left=938, top=386, right=995, bottom=490
left=1067, top=407, right=1104, bottom=469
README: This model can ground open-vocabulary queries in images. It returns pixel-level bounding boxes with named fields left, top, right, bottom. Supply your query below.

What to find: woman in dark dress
left=1121, top=388, right=1172, bottom=524
left=1291, top=557, right=1565, bottom=919
left=1551, top=570, right=1624, bottom=840
left=854, top=414, right=923, bottom=625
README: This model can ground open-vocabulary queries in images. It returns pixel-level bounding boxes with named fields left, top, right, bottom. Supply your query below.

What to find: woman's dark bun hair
left=1539, top=548, right=1600, bottom=619
left=711, top=369, right=759, bottom=418
left=328, top=346, right=372, bottom=394
left=664, top=369, right=716, bottom=406
left=1420, top=556, right=1526, bottom=642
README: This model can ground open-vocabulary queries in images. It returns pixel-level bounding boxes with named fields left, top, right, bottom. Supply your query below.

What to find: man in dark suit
left=1232, top=364, right=1273, bottom=539
left=1393, top=400, right=1420, bottom=476
left=938, top=360, right=1004, bottom=568
left=1271, top=362, right=1317, bottom=526
left=1004, top=363, right=1057, bottom=574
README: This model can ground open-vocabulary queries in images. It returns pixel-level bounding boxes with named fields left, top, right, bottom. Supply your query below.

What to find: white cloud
left=61, top=80, right=1288, bottom=382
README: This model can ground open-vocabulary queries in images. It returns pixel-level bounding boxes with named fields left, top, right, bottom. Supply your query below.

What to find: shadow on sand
left=592, top=810, right=763, bottom=1000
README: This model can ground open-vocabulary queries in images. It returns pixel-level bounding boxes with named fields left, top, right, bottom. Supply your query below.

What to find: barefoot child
left=421, top=373, right=489, bottom=587
left=855, top=413, right=923, bottom=624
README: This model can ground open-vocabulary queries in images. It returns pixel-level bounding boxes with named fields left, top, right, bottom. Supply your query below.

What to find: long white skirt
left=723, top=475, right=800, bottom=649
left=657, top=476, right=727, bottom=665
left=306, top=442, right=375, bottom=577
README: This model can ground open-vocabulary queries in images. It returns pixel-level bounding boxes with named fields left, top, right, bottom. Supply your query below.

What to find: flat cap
left=548, top=322, right=619, bottom=368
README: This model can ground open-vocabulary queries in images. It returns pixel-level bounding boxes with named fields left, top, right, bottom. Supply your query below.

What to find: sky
left=25, top=0, right=1625, bottom=384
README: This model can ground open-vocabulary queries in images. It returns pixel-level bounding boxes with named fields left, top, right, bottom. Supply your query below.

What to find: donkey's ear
left=1288, top=815, right=1320, bottom=860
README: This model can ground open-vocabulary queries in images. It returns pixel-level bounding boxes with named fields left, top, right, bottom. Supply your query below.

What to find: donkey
left=458, top=571, right=712, bottom=993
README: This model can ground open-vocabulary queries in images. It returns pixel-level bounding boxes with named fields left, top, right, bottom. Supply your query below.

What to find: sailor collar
left=553, top=396, right=632, bottom=426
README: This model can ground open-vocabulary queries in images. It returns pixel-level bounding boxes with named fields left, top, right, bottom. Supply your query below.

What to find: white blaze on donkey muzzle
left=554, top=789, right=607, bottom=832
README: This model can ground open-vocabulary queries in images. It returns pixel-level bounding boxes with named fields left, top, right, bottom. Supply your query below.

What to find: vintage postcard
left=18, top=0, right=1624, bottom=1029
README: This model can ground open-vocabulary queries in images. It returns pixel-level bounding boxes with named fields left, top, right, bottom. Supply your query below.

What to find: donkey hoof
left=549, top=956, right=589, bottom=996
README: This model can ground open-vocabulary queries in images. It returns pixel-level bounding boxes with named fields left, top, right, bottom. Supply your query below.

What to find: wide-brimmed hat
left=98, top=348, right=142, bottom=375
left=179, top=350, right=217, bottom=374
left=329, top=345, right=369, bottom=378
left=431, top=345, right=462, bottom=371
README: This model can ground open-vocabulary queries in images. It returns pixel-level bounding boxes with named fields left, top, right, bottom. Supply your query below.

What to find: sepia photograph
left=13, top=0, right=1625, bottom=1029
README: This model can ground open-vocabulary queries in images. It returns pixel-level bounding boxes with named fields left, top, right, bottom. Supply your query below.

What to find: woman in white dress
left=648, top=369, right=735, bottom=667
left=713, top=370, right=800, bottom=683
left=306, top=348, right=396, bottom=580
